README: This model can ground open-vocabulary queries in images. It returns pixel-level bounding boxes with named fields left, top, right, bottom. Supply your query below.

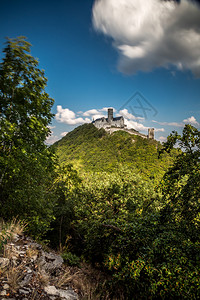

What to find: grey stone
left=0, top=257, right=9, bottom=268
left=11, top=256, right=17, bottom=266
left=59, top=288, right=78, bottom=299
left=93, top=108, right=154, bottom=139
left=19, top=273, right=32, bottom=287
left=31, top=254, right=37, bottom=262
left=30, top=242, right=42, bottom=250
left=19, top=288, right=30, bottom=295
left=44, top=285, right=59, bottom=296
left=25, top=267, right=32, bottom=274
left=38, top=251, right=63, bottom=273
left=3, top=283, right=9, bottom=289
left=44, top=286, right=78, bottom=299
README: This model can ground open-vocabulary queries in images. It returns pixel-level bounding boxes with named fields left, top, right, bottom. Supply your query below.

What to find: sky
left=0, top=0, right=200, bottom=144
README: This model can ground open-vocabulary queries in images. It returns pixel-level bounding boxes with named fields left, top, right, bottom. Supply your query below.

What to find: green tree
left=0, top=37, right=55, bottom=237
left=160, top=124, right=200, bottom=232
left=48, top=164, right=82, bottom=249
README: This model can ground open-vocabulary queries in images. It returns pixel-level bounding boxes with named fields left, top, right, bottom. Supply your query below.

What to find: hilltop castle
left=92, top=108, right=154, bottom=139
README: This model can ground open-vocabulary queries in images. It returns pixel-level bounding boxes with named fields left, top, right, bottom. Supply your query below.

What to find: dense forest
left=53, top=123, right=178, bottom=180
left=1, top=37, right=200, bottom=299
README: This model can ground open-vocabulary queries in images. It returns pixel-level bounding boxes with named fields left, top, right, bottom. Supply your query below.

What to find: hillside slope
left=53, top=124, right=176, bottom=179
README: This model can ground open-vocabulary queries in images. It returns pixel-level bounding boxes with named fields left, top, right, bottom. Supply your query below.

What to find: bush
left=62, top=251, right=80, bottom=267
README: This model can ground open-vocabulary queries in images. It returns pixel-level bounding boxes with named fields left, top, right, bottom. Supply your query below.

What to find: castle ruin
left=92, top=108, right=154, bottom=139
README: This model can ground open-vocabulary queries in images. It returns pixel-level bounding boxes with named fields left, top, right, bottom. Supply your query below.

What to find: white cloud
left=78, top=107, right=148, bottom=131
left=60, top=132, right=68, bottom=137
left=158, top=136, right=167, bottom=143
left=92, top=0, right=200, bottom=76
left=55, top=105, right=90, bottom=125
left=152, top=120, right=183, bottom=127
left=100, top=107, right=116, bottom=112
left=183, top=116, right=199, bottom=125
left=83, top=107, right=116, bottom=117
left=55, top=106, right=167, bottom=135
left=48, top=125, right=56, bottom=129
left=55, top=106, right=114, bottom=125
left=124, top=119, right=164, bottom=133
left=119, top=108, right=144, bottom=120
left=82, top=109, right=100, bottom=116
left=154, top=128, right=165, bottom=132
left=153, top=116, right=199, bottom=127
left=46, top=134, right=60, bottom=145
left=124, top=118, right=148, bottom=131
left=83, top=107, right=119, bottom=121
left=92, top=114, right=106, bottom=120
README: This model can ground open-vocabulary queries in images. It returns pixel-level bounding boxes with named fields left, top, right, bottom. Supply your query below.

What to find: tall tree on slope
left=0, top=37, right=55, bottom=237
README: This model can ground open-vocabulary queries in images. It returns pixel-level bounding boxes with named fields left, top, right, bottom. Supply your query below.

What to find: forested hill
left=1, top=37, right=199, bottom=299
left=53, top=123, right=176, bottom=179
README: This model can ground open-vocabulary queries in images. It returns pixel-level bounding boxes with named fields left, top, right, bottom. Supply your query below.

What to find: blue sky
left=1, top=0, right=200, bottom=143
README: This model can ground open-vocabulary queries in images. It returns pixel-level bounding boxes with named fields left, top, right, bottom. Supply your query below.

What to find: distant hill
left=53, top=124, right=176, bottom=179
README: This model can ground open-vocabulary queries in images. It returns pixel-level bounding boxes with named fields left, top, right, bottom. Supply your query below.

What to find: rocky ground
left=0, top=233, right=79, bottom=299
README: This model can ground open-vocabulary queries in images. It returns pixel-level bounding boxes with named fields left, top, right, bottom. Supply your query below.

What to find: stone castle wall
left=92, top=108, right=154, bottom=139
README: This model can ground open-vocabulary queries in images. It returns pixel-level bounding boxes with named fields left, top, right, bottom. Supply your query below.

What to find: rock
left=30, top=242, right=42, bottom=250
left=44, top=286, right=78, bottom=299
left=38, top=251, right=64, bottom=273
left=19, top=288, right=30, bottom=295
left=59, top=288, right=78, bottom=299
left=3, top=283, right=9, bottom=289
left=0, top=234, right=79, bottom=300
left=30, top=254, right=38, bottom=262
left=11, top=256, right=17, bottom=266
left=0, top=257, right=9, bottom=268
left=44, top=285, right=59, bottom=296
left=25, top=267, right=32, bottom=274
left=19, top=273, right=32, bottom=287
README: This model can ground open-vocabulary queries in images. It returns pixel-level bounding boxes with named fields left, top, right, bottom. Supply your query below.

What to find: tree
left=159, top=125, right=200, bottom=232
left=0, top=37, right=55, bottom=237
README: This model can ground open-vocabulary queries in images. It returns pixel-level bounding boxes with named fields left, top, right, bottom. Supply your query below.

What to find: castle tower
left=108, top=108, right=113, bottom=123
left=148, top=128, right=154, bottom=139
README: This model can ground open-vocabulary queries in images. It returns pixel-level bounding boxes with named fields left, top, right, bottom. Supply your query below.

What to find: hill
left=53, top=123, right=176, bottom=179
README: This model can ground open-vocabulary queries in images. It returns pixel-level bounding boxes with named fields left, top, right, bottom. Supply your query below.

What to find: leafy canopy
left=53, top=123, right=176, bottom=181
left=0, top=37, right=55, bottom=236
left=160, top=124, right=200, bottom=228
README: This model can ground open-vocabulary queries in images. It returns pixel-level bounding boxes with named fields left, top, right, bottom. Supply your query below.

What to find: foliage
left=1, top=37, right=199, bottom=299
left=159, top=124, right=200, bottom=231
left=0, top=37, right=56, bottom=237
left=53, top=123, right=176, bottom=181
left=62, top=251, right=80, bottom=267
left=47, top=164, right=82, bottom=248
left=57, top=125, right=199, bottom=299
left=72, top=169, right=158, bottom=260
